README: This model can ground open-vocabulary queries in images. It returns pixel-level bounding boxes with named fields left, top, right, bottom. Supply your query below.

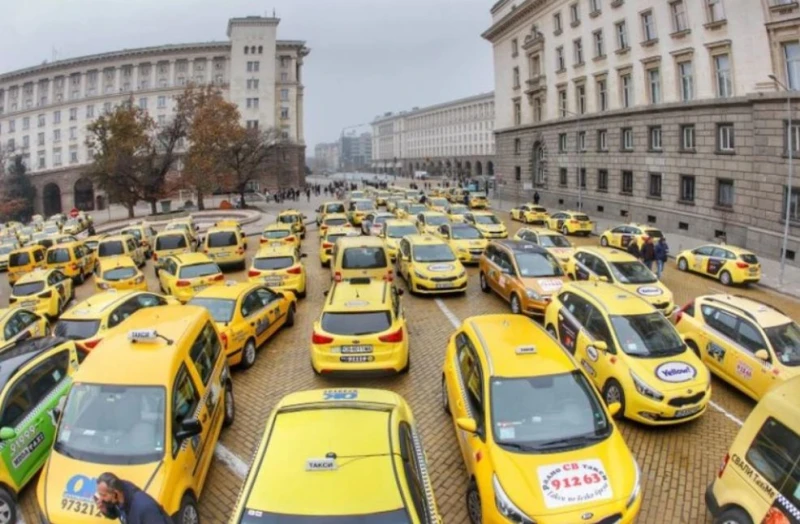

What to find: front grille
left=653, top=301, right=670, bottom=310
left=431, top=276, right=457, bottom=282
left=594, top=514, right=623, bottom=524
left=469, top=249, right=484, bottom=255
left=668, top=391, right=705, bottom=407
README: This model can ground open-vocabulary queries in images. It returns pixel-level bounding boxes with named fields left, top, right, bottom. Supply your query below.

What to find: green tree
left=0, top=154, right=36, bottom=222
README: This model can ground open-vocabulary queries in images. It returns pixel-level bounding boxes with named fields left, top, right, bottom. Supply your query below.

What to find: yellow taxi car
left=427, top=196, right=450, bottom=213
left=157, top=253, right=224, bottom=302
left=444, top=203, right=470, bottom=223
left=330, top=235, right=392, bottom=283
left=260, top=223, right=300, bottom=250
left=248, top=245, right=308, bottom=298
left=15, top=226, right=35, bottom=245
left=318, top=212, right=352, bottom=237
left=600, top=223, right=664, bottom=250
left=9, top=269, right=73, bottom=319
left=442, top=314, right=642, bottom=523
left=435, top=223, right=487, bottom=264
left=391, top=199, right=412, bottom=218
left=231, top=388, right=441, bottom=523
left=46, top=241, right=94, bottom=284
left=94, top=255, right=147, bottom=292
left=396, top=235, right=467, bottom=295
left=120, top=223, right=157, bottom=257
left=514, top=227, right=575, bottom=269
left=378, top=219, right=419, bottom=263
left=0, top=307, right=50, bottom=345
left=189, top=281, right=296, bottom=369
left=37, top=304, right=235, bottom=524
left=545, top=281, right=711, bottom=425
left=96, top=234, right=146, bottom=267
left=361, top=211, right=395, bottom=237
left=673, top=294, right=800, bottom=401
left=349, top=190, right=366, bottom=200
left=315, top=201, right=347, bottom=226
left=510, top=203, right=549, bottom=224
left=277, top=209, right=307, bottom=239
left=415, top=211, right=450, bottom=236
left=479, top=240, right=567, bottom=315
left=705, top=376, right=800, bottom=524
left=82, top=234, right=105, bottom=255
left=566, top=247, right=675, bottom=315
left=348, top=198, right=376, bottom=226
left=447, top=187, right=466, bottom=203
left=465, top=190, right=489, bottom=209
left=54, top=290, right=175, bottom=352
left=152, top=230, right=193, bottom=272
left=546, top=211, right=594, bottom=236
left=385, top=196, right=402, bottom=213
left=464, top=211, right=508, bottom=239
left=395, top=202, right=428, bottom=221
left=164, top=219, right=199, bottom=248
left=7, top=244, right=47, bottom=285
left=311, top=278, right=409, bottom=374
left=319, top=226, right=360, bottom=267
left=676, top=243, right=761, bottom=286
left=374, top=190, right=391, bottom=206
left=202, top=225, right=247, bottom=269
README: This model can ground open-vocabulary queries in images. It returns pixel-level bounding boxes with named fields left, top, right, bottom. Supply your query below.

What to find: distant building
left=339, top=131, right=372, bottom=171
left=314, top=142, right=340, bottom=173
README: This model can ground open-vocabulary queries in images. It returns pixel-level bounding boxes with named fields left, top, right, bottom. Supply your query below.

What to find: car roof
left=193, top=281, right=259, bottom=300
left=326, top=280, right=392, bottom=312
left=100, top=234, right=134, bottom=242
left=76, top=305, right=209, bottom=385
left=519, top=226, right=560, bottom=235
left=405, top=234, right=446, bottom=246
left=578, top=246, right=638, bottom=261
left=155, top=229, right=187, bottom=238
left=15, top=268, right=54, bottom=283
left=264, top=223, right=294, bottom=231
left=171, top=252, right=215, bottom=265
left=278, top=209, right=301, bottom=215
left=420, top=211, right=446, bottom=216
left=11, top=244, right=43, bottom=253
left=335, top=236, right=385, bottom=248
left=61, top=290, right=143, bottom=318
left=323, top=226, right=357, bottom=238
left=254, top=245, right=297, bottom=257
left=564, top=281, right=655, bottom=315
left=48, top=241, right=81, bottom=250
left=697, top=294, right=791, bottom=328
left=469, top=210, right=494, bottom=215
left=98, top=255, right=137, bottom=269
left=322, top=213, right=349, bottom=221
left=493, top=239, right=548, bottom=254
left=206, top=226, right=239, bottom=234
left=694, top=243, right=755, bottom=255
left=0, top=337, right=73, bottom=390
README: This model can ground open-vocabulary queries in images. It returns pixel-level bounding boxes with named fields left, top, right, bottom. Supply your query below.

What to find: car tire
left=510, top=293, right=522, bottom=315
left=321, top=260, right=330, bottom=268
left=720, top=270, right=733, bottom=286
left=600, top=236, right=609, bottom=247
left=561, top=225, right=569, bottom=236
left=223, top=381, right=235, bottom=428
left=603, top=379, right=625, bottom=419
left=479, top=272, right=490, bottom=293
left=678, top=258, right=688, bottom=272
left=297, top=286, right=307, bottom=299
left=466, top=480, right=482, bottom=524
left=240, top=339, right=257, bottom=370
left=441, top=375, right=450, bottom=414
left=0, top=488, right=17, bottom=524
left=686, top=340, right=701, bottom=360
left=285, top=304, right=296, bottom=327
left=176, top=492, right=200, bottom=524
left=75, top=272, right=85, bottom=285
left=713, top=507, right=753, bottom=524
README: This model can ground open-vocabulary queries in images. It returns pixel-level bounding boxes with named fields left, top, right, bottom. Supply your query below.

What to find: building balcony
left=525, top=74, right=547, bottom=94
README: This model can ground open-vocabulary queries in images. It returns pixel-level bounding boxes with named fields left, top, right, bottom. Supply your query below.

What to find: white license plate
left=194, top=284, right=209, bottom=292
left=435, top=282, right=453, bottom=289
left=215, top=252, right=230, bottom=257
left=749, top=268, right=758, bottom=274
left=675, top=406, right=702, bottom=418
left=22, top=301, right=37, bottom=307
left=340, top=355, right=375, bottom=363
left=264, top=277, right=283, bottom=286
left=340, top=345, right=373, bottom=354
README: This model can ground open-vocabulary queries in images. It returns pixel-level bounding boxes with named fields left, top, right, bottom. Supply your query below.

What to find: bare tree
left=220, top=127, right=283, bottom=207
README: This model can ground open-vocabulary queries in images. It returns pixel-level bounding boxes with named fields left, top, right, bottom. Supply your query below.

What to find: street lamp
left=769, top=74, right=795, bottom=286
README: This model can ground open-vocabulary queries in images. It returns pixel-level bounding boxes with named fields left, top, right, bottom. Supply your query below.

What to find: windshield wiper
left=498, top=441, right=539, bottom=452
left=537, top=434, right=606, bottom=448
left=54, top=442, right=78, bottom=459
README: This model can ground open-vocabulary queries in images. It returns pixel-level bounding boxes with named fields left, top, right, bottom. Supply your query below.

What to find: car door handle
left=250, top=322, right=255, bottom=327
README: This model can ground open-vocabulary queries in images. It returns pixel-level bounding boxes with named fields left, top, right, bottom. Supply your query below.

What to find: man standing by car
left=641, top=237, right=656, bottom=271
left=94, top=472, right=172, bottom=523
left=654, top=237, right=669, bottom=279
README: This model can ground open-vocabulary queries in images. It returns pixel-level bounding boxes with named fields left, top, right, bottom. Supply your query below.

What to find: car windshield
left=539, top=235, right=571, bottom=248
left=407, top=205, right=427, bottom=215
left=491, top=371, right=611, bottom=452
left=324, top=218, right=348, bottom=227
left=54, top=383, right=165, bottom=465
left=451, top=226, right=482, bottom=240
left=764, top=322, right=800, bottom=367
left=448, top=205, right=468, bottom=214
left=9, top=253, right=30, bottom=266
left=387, top=225, right=418, bottom=238
left=13, top=281, right=45, bottom=296
left=425, top=215, right=449, bottom=226
left=474, top=215, right=500, bottom=225
left=325, top=203, right=346, bottom=213
left=98, top=241, right=124, bottom=257
left=516, top=253, right=564, bottom=277
left=278, top=214, right=299, bottom=223
left=43, top=227, right=59, bottom=235
left=263, top=230, right=291, bottom=239
left=643, top=229, right=663, bottom=239
left=611, top=312, right=685, bottom=357
left=188, top=297, right=236, bottom=323
left=103, top=267, right=138, bottom=281
left=156, top=235, right=187, bottom=250
left=413, top=244, right=456, bottom=263
left=65, top=219, right=80, bottom=227
left=610, top=261, right=657, bottom=284
left=54, top=319, right=101, bottom=340
left=372, top=215, right=392, bottom=225
left=430, top=198, right=448, bottom=207
left=121, top=229, right=142, bottom=240
left=47, top=248, right=71, bottom=264
left=342, top=247, right=388, bottom=269
left=208, top=231, right=237, bottom=247
left=254, top=256, right=294, bottom=270
left=179, top=262, right=220, bottom=279
left=320, top=311, right=392, bottom=336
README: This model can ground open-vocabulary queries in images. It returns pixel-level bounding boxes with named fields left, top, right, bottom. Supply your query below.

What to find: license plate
left=675, top=406, right=702, bottom=418
left=340, top=355, right=375, bottom=363
left=194, top=284, right=209, bottom=292
left=340, top=345, right=373, bottom=354
left=264, top=277, right=283, bottom=286
left=216, top=252, right=230, bottom=257
left=22, top=301, right=37, bottom=307
left=436, top=282, right=452, bottom=289
left=749, top=267, right=758, bottom=274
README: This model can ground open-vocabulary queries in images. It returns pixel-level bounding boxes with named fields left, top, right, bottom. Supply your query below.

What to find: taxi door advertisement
left=761, top=495, right=800, bottom=524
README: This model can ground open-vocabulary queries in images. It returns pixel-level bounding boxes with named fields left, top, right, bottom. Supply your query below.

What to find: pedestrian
left=94, top=472, right=172, bottom=523
left=641, top=237, right=656, bottom=271
left=626, top=239, right=641, bottom=260
left=654, top=237, right=669, bottom=279
left=87, top=223, right=96, bottom=236
left=533, top=191, right=540, bottom=205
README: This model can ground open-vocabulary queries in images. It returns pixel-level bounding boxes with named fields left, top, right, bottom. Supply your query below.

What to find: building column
left=296, top=86, right=304, bottom=144
left=168, top=60, right=176, bottom=87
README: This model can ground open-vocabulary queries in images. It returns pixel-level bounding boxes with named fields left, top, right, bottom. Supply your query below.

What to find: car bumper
left=455, top=250, right=485, bottom=264
left=16, top=299, right=52, bottom=316
left=412, top=274, right=468, bottom=294
left=97, top=280, right=147, bottom=292
left=481, top=490, right=640, bottom=524
left=209, top=253, right=246, bottom=266
left=311, top=343, right=408, bottom=375
left=481, top=231, right=508, bottom=239
left=705, top=483, right=721, bottom=517
left=250, top=274, right=306, bottom=294
left=627, top=393, right=710, bottom=426
left=521, top=296, right=552, bottom=315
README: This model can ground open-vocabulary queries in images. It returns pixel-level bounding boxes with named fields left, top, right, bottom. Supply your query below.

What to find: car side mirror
left=755, top=349, right=770, bottom=361
left=175, top=418, right=203, bottom=442
left=592, top=341, right=608, bottom=352
left=300, top=253, right=308, bottom=258
left=607, top=402, right=621, bottom=417
left=456, top=417, right=477, bottom=434
left=0, top=427, right=16, bottom=441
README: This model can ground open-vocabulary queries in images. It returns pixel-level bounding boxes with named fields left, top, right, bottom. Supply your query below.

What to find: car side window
left=701, top=305, right=738, bottom=340
left=584, top=307, right=616, bottom=354
left=34, top=249, right=44, bottom=262
left=189, top=322, right=222, bottom=385
left=710, top=248, right=728, bottom=259
left=108, top=300, right=139, bottom=329
left=391, top=287, right=402, bottom=318
left=522, top=231, right=537, bottom=243
left=172, top=365, right=200, bottom=456
left=135, top=293, right=167, bottom=308
left=26, top=350, right=70, bottom=409
left=255, top=288, right=279, bottom=306
left=4, top=314, right=23, bottom=340
left=592, top=257, right=612, bottom=280
left=240, top=292, right=264, bottom=317
left=398, top=422, right=430, bottom=522
left=17, top=310, right=38, bottom=327
left=737, top=319, right=768, bottom=356
left=565, top=294, right=592, bottom=326
left=455, top=333, right=483, bottom=420
left=695, top=246, right=714, bottom=256
left=744, top=417, right=800, bottom=505
left=498, top=251, right=515, bottom=274
left=0, top=374, right=34, bottom=428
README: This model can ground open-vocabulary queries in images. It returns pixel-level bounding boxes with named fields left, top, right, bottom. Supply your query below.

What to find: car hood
left=419, top=262, right=461, bottom=274
left=520, top=276, right=566, bottom=295
left=452, top=239, right=487, bottom=249
left=618, top=281, right=673, bottom=304
left=546, top=247, right=575, bottom=260
left=625, top=350, right=710, bottom=394
left=476, top=223, right=506, bottom=232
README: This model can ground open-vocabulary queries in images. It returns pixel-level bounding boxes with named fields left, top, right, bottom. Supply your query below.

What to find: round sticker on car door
left=637, top=286, right=663, bottom=297
left=655, top=362, right=697, bottom=383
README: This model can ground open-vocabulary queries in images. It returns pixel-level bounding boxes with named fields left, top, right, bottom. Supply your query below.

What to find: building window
left=69, top=127, right=77, bottom=140
left=158, top=96, right=166, bottom=109
left=558, top=88, right=568, bottom=117
left=641, top=10, right=657, bottom=41
left=280, top=72, right=289, bottom=82
left=280, top=89, right=289, bottom=101
left=513, top=67, right=520, bottom=88
left=578, top=168, right=587, bottom=188
left=246, top=98, right=260, bottom=109
left=53, top=148, right=62, bottom=167
left=53, top=129, right=61, bottom=143
left=559, top=167, right=568, bottom=186
left=598, top=129, right=608, bottom=151
left=576, top=85, right=586, bottom=114
left=648, top=69, right=661, bottom=103
left=103, top=102, right=111, bottom=114
left=515, top=166, right=522, bottom=181
left=157, top=115, right=166, bottom=126
left=577, top=131, right=586, bottom=152
left=38, top=114, right=45, bottom=128
left=649, top=126, right=662, bottom=151
left=784, top=43, right=800, bottom=90
left=556, top=47, right=565, bottom=71
left=621, top=127, right=633, bottom=150
left=714, top=54, right=733, bottom=98
left=246, top=120, right=259, bottom=130
left=21, top=117, right=30, bottom=131
left=622, top=170, right=633, bottom=194
left=648, top=173, right=662, bottom=197
left=671, top=1, right=688, bottom=32
left=514, top=138, right=522, bottom=154
left=281, top=107, right=290, bottom=119
left=513, top=100, right=521, bottom=126
left=680, top=175, right=695, bottom=202
left=38, top=151, right=46, bottom=169
left=621, top=73, right=632, bottom=108
left=783, top=186, right=800, bottom=222
left=785, top=121, right=800, bottom=154
left=37, top=132, right=45, bottom=146
left=138, top=98, right=147, bottom=110
left=86, top=105, right=94, bottom=118
left=22, top=136, right=29, bottom=149
left=570, top=3, right=580, bottom=25
left=511, top=38, right=519, bottom=56
left=616, top=21, right=629, bottom=50
left=717, top=179, right=734, bottom=207
left=559, top=133, right=568, bottom=153
left=554, top=12, right=563, bottom=33
left=597, top=79, right=607, bottom=110
left=8, top=120, right=15, bottom=133
left=574, top=39, right=584, bottom=65
left=53, top=111, right=61, bottom=124
left=593, top=30, right=605, bottom=58
left=598, top=169, right=608, bottom=190
left=69, top=146, right=78, bottom=164
left=707, top=0, right=725, bottom=22
left=681, top=124, right=696, bottom=150
left=678, top=61, right=694, bottom=101
left=590, top=0, right=601, bottom=13
left=533, top=97, right=543, bottom=122
left=717, top=123, right=735, bottom=152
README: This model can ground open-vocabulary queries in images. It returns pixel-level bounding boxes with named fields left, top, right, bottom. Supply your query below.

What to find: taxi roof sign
left=516, top=346, right=537, bottom=355
left=305, top=458, right=338, bottom=472
left=128, top=329, right=159, bottom=342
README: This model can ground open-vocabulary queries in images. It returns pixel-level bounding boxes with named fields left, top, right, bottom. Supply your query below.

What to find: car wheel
left=240, top=339, right=257, bottom=370
left=466, top=480, right=482, bottom=524
left=677, top=258, right=688, bottom=272
left=603, top=379, right=625, bottom=419
left=223, top=381, right=235, bottom=427
left=76, top=272, right=84, bottom=285
left=600, top=236, right=609, bottom=247
left=176, top=493, right=200, bottom=524
left=297, top=285, right=307, bottom=299
left=285, top=304, right=296, bottom=327
left=0, top=488, right=17, bottom=524
left=686, top=340, right=701, bottom=360
left=561, top=225, right=569, bottom=236
left=510, top=293, right=522, bottom=315
left=479, top=272, right=490, bottom=293
left=720, top=270, right=733, bottom=286
left=713, top=507, right=753, bottom=524
left=441, top=375, right=451, bottom=414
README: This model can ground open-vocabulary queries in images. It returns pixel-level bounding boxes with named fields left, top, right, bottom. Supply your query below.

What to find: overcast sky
left=0, top=0, right=494, bottom=151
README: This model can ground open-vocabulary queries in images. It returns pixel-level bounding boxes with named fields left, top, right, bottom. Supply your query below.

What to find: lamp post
left=769, top=74, right=795, bottom=286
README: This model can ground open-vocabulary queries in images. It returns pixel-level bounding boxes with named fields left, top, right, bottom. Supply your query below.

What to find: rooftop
left=372, top=92, right=495, bottom=124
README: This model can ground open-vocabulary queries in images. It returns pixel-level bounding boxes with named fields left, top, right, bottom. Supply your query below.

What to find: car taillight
left=203, top=249, right=209, bottom=254
left=718, top=453, right=729, bottom=478
left=379, top=327, right=404, bottom=343
left=285, top=236, right=296, bottom=243
left=212, top=273, right=224, bottom=281
left=248, top=269, right=261, bottom=277
left=220, top=332, right=229, bottom=350
left=312, top=331, right=334, bottom=344
left=8, top=297, right=16, bottom=303
left=334, top=271, right=342, bottom=282
left=237, top=247, right=244, bottom=254
left=70, top=263, right=78, bottom=270
left=260, top=238, right=267, bottom=244
left=287, top=266, right=302, bottom=275
left=736, top=261, right=749, bottom=269
left=83, top=339, right=101, bottom=350
left=39, top=290, right=52, bottom=298
left=322, top=242, right=333, bottom=249
left=383, top=269, right=394, bottom=282
left=176, top=280, right=191, bottom=287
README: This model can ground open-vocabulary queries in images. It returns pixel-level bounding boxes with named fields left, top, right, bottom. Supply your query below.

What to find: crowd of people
left=626, top=235, right=670, bottom=279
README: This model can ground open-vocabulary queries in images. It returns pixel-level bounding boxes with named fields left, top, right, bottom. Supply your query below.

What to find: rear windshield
left=324, top=218, right=348, bottom=227
left=103, top=267, right=137, bottom=281
left=179, top=262, right=220, bottom=279
left=325, top=234, right=347, bottom=244
left=342, top=247, right=388, bottom=269
left=9, top=252, right=30, bottom=266
left=98, top=241, right=124, bottom=257
left=474, top=215, right=500, bottom=225
left=13, top=282, right=45, bottom=296
left=353, top=201, right=374, bottom=211
left=254, top=257, right=294, bottom=270
left=321, top=311, right=392, bottom=336
left=263, top=230, right=291, bottom=239
left=156, top=235, right=187, bottom=250
left=187, top=297, right=235, bottom=323
left=539, top=235, right=572, bottom=248
left=574, top=214, right=590, bottom=221
left=208, top=231, right=237, bottom=247
left=47, top=248, right=71, bottom=264
left=407, top=205, right=426, bottom=215
left=741, top=254, right=759, bottom=264
left=386, top=226, right=418, bottom=239
left=54, top=319, right=101, bottom=340
left=424, top=215, right=449, bottom=226
left=325, top=203, right=346, bottom=213
left=278, top=215, right=299, bottom=223
left=0, top=246, right=13, bottom=255
left=451, top=227, right=482, bottom=240
left=448, top=205, right=468, bottom=214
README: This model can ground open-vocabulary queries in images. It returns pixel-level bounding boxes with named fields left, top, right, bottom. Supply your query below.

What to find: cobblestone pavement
left=10, top=191, right=800, bottom=524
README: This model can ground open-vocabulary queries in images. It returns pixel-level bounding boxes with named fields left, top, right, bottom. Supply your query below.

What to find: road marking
left=433, top=298, right=747, bottom=428
left=215, top=443, right=250, bottom=479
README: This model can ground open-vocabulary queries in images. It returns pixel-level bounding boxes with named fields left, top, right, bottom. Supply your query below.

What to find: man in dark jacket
left=654, top=237, right=669, bottom=279
left=626, top=240, right=641, bottom=260
left=641, top=237, right=656, bottom=271
left=533, top=191, right=540, bottom=205
left=95, top=472, right=172, bottom=524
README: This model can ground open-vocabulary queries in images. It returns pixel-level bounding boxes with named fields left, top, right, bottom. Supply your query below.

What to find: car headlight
left=626, top=460, right=641, bottom=509
left=525, top=289, right=541, bottom=300
left=493, top=474, right=536, bottom=524
left=457, top=270, right=466, bottom=278
left=458, top=247, right=467, bottom=253
left=630, top=370, right=664, bottom=401
left=414, top=271, right=427, bottom=279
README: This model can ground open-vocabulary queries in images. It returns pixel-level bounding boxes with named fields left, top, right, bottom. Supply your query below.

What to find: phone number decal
left=538, top=459, right=613, bottom=509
